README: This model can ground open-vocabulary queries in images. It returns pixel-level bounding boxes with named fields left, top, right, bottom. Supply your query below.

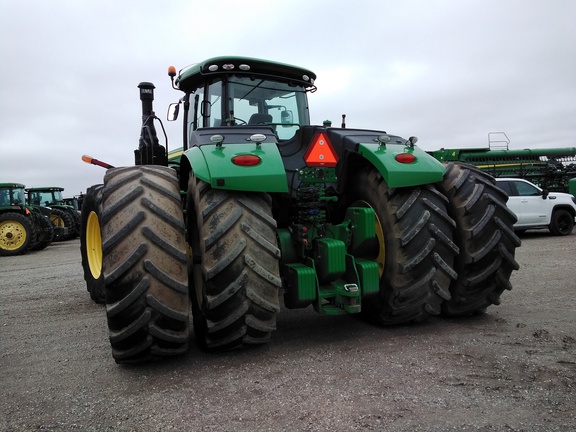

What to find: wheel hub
left=0, top=220, right=26, bottom=250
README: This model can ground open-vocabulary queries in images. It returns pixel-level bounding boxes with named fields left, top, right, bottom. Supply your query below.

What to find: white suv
left=496, top=178, right=576, bottom=235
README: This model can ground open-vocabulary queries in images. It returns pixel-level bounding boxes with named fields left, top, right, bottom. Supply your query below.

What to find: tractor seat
left=248, top=113, right=273, bottom=125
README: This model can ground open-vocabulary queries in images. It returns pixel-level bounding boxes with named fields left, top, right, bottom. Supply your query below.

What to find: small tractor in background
left=430, top=132, right=576, bottom=195
left=0, top=183, right=55, bottom=256
left=62, top=193, right=85, bottom=211
left=26, top=187, right=80, bottom=241
left=81, top=56, right=521, bottom=363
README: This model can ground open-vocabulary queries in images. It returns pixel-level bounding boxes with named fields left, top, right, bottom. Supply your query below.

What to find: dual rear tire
left=30, top=212, right=54, bottom=251
left=186, top=176, right=282, bottom=350
left=99, top=166, right=190, bottom=363
left=50, top=208, right=76, bottom=241
left=348, top=166, right=457, bottom=325
left=348, top=163, right=520, bottom=323
left=90, top=162, right=520, bottom=362
left=437, top=163, right=521, bottom=315
left=95, top=167, right=281, bottom=362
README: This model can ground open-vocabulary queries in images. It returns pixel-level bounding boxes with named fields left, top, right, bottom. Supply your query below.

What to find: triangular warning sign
left=304, top=132, right=338, bottom=167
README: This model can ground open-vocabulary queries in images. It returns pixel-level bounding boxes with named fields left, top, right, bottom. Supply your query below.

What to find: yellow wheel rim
left=374, top=213, right=385, bottom=278
left=86, top=211, right=102, bottom=279
left=0, top=220, right=27, bottom=251
left=50, top=214, right=64, bottom=227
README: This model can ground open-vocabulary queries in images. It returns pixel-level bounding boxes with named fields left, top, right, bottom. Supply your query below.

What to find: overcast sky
left=1, top=0, right=575, bottom=196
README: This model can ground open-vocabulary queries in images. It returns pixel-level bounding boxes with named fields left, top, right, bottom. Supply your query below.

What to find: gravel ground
left=1, top=231, right=575, bottom=431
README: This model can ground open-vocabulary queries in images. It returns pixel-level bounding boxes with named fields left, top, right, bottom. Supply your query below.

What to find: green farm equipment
left=62, top=194, right=84, bottom=211
left=430, top=133, right=576, bottom=195
left=0, top=183, right=54, bottom=256
left=81, top=56, right=520, bottom=363
left=26, top=187, right=79, bottom=241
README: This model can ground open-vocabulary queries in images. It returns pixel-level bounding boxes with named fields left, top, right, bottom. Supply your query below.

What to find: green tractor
left=81, top=56, right=521, bottom=363
left=62, top=193, right=84, bottom=211
left=0, top=183, right=54, bottom=256
left=26, top=187, right=79, bottom=241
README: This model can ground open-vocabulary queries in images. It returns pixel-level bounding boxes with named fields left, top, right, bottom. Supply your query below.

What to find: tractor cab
left=0, top=183, right=26, bottom=208
left=26, top=187, right=65, bottom=207
left=169, top=57, right=317, bottom=146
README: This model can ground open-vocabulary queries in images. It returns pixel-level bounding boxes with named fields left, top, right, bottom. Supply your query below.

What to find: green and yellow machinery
left=430, top=141, right=576, bottom=195
left=81, top=56, right=520, bottom=363
left=26, top=187, right=80, bottom=240
left=0, top=183, right=55, bottom=256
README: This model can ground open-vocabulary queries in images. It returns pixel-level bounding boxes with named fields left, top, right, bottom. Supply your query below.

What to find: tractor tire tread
left=437, top=162, right=520, bottom=316
left=188, top=179, right=280, bottom=350
left=101, top=166, right=190, bottom=363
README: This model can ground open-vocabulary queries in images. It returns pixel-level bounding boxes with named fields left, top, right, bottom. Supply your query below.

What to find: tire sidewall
left=80, top=185, right=105, bottom=303
left=0, top=212, right=34, bottom=256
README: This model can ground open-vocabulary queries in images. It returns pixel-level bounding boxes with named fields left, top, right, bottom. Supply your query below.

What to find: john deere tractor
left=81, top=56, right=521, bottom=363
left=26, top=187, right=79, bottom=241
left=0, top=183, right=54, bottom=256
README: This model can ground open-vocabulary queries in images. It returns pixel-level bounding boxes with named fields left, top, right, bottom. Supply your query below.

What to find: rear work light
left=304, top=132, right=338, bottom=167
left=395, top=153, right=416, bottom=164
left=232, top=154, right=261, bottom=166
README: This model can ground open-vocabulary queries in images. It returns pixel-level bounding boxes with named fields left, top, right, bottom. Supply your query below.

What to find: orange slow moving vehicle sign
left=303, top=132, right=338, bottom=167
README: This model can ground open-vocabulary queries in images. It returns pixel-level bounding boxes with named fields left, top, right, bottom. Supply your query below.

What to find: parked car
left=496, top=178, right=576, bottom=235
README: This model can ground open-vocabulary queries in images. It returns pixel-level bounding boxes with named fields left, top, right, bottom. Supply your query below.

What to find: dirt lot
left=1, top=232, right=575, bottom=431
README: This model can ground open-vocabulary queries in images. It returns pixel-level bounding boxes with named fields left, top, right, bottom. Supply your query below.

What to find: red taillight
left=395, top=153, right=416, bottom=164
left=232, top=154, right=261, bottom=166
left=304, top=132, right=338, bottom=167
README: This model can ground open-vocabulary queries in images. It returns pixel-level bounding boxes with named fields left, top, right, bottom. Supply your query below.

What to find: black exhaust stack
left=135, top=82, right=167, bottom=166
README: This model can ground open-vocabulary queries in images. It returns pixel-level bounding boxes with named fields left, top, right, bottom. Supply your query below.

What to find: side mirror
left=167, top=103, right=179, bottom=121
left=542, top=190, right=549, bottom=199
left=281, top=110, right=293, bottom=126
left=201, top=100, right=211, bottom=118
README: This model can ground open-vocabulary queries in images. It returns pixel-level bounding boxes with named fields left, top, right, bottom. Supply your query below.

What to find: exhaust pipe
left=135, top=82, right=167, bottom=166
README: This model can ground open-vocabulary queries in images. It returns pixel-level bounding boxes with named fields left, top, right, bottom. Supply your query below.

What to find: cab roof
left=175, top=56, right=317, bottom=92
left=0, top=183, right=25, bottom=188
left=25, top=187, right=65, bottom=192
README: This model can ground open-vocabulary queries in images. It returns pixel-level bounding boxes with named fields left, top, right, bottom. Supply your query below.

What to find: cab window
left=188, top=75, right=310, bottom=141
left=228, top=76, right=309, bottom=140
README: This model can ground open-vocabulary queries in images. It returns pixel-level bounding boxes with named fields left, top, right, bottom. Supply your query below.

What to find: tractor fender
left=356, top=143, right=446, bottom=188
left=181, top=143, right=289, bottom=192
left=569, top=178, right=576, bottom=196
